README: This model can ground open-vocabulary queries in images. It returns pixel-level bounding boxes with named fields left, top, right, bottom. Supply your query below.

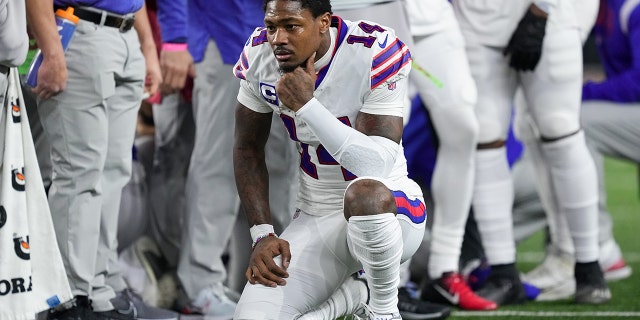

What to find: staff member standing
left=31, top=0, right=171, bottom=319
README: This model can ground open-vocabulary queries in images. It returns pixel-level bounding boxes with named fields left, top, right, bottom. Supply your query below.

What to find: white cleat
left=521, top=249, right=575, bottom=301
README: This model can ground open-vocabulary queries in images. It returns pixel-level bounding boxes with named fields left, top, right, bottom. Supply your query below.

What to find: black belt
left=55, top=6, right=135, bottom=32
left=0, top=65, right=8, bottom=76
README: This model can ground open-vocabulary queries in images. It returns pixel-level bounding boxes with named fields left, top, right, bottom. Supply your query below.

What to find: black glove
left=503, top=9, right=547, bottom=71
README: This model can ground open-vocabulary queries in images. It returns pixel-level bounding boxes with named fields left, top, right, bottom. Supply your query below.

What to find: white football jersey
left=451, top=0, right=578, bottom=47
left=234, top=16, right=421, bottom=215
left=406, top=0, right=457, bottom=37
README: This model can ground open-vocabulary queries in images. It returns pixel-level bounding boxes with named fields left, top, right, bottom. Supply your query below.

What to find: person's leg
left=234, top=211, right=359, bottom=319
left=94, top=27, right=146, bottom=311
left=148, top=94, right=194, bottom=266
left=582, top=100, right=640, bottom=277
left=37, top=22, right=136, bottom=308
left=510, top=151, right=549, bottom=243
left=410, top=18, right=478, bottom=282
left=521, top=25, right=609, bottom=304
left=177, top=40, right=239, bottom=316
left=300, top=177, right=433, bottom=320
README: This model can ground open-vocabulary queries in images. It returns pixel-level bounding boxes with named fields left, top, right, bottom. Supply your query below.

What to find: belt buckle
left=119, top=16, right=135, bottom=33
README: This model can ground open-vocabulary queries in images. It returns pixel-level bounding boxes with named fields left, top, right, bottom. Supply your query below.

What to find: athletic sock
left=347, top=213, right=402, bottom=315
left=541, top=131, right=599, bottom=263
left=472, top=147, right=516, bottom=265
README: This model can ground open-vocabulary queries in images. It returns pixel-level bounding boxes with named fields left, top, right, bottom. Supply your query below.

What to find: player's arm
left=233, top=103, right=273, bottom=229
left=234, top=90, right=290, bottom=287
left=278, top=54, right=403, bottom=178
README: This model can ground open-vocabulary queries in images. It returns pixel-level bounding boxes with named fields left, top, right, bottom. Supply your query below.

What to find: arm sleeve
left=582, top=7, right=640, bottom=103
left=155, top=0, right=187, bottom=43
left=296, top=98, right=399, bottom=178
left=295, top=77, right=407, bottom=178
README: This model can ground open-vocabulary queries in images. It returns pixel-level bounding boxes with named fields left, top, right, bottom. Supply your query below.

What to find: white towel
left=0, top=68, right=71, bottom=319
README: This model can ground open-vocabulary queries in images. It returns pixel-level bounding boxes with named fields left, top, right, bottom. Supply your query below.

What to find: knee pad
left=476, top=116, right=508, bottom=144
left=535, top=112, right=580, bottom=139
left=431, top=107, right=479, bottom=147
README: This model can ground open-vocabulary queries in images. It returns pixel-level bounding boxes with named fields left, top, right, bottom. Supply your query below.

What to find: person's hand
left=503, top=5, right=548, bottom=71
left=159, top=49, right=195, bottom=96
left=245, top=236, right=291, bottom=287
left=143, top=52, right=163, bottom=97
left=33, top=53, right=67, bottom=99
left=276, top=52, right=316, bottom=112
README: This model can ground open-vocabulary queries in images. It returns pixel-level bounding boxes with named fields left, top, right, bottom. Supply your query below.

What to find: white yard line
left=453, top=311, right=640, bottom=317
left=517, top=252, right=640, bottom=263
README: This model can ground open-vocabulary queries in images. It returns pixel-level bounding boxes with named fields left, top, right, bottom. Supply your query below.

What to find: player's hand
left=159, top=49, right=195, bottom=96
left=246, top=236, right=291, bottom=287
left=276, top=52, right=316, bottom=112
left=503, top=5, right=547, bottom=71
left=33, top=53, right=67, bottom=99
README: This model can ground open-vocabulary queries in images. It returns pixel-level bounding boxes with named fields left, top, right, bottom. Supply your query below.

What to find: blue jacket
left=582, top=0, right=640, bottom=103
left=54, top=0, right=144, bottom=15
left=156, top=0, right=188, bottom=43
left=187, top=0, right=264, bottom=64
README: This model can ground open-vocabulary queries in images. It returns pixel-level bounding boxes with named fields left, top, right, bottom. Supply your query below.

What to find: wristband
left=161, top=43, right=188, bottom=52
left=250, top=224, right=276, bottom=249
left=252, top=233, right=278, bottom=250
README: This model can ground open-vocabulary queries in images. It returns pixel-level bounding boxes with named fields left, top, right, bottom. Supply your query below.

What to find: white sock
left=347, top=213, right=402, bottom=315
left=472, top=147, right=516, bottom=265
left=523, top=139, right=575, bottom=255
left=541, top=131, right=599, bottom=263
left=297, top=275, right=368, bottom=320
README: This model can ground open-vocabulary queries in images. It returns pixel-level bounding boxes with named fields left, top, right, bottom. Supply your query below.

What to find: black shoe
left=47, top=296, right=95, bottom=320
left=475, top=270, right=527, bottom=306
left=398, top=287, right=451, bottom=320
left=112, top=289, right=179, bottom=320
left=575, top=261, right=611, bottom=305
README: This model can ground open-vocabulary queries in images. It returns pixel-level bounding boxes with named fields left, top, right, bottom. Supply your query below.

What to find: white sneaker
left=183, top=283, right=237, bottom=320
left=521, top=248, right=575, bottom=301
left=118, top=236, right=179, bottom=309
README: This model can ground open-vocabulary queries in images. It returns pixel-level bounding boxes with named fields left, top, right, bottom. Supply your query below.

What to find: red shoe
left=603, top=258, right=632, bottom=282
left=421, top=272, right=497, bottom=310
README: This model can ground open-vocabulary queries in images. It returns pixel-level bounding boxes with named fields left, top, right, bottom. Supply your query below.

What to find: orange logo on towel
left=13, top=236, right=30, bottom=260
left=11, top=168, right=25, bottom=192
left=11, top=101, right=21, bottom=123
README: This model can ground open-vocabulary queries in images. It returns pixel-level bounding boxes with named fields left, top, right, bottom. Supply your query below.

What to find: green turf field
left=450, top=157, right=640, bottom=319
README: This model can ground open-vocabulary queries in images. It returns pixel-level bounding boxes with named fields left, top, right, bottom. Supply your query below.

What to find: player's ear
left=318, top=12, right=331, bottom=34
